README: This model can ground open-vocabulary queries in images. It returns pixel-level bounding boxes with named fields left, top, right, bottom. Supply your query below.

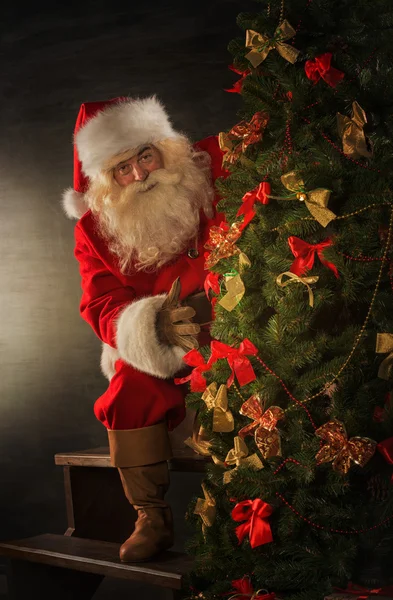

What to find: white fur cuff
left=116, top=295, right=186, bottom=379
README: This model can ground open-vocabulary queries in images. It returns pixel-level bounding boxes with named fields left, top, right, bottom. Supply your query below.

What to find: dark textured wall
left=0, top=0, right=254, bottom=548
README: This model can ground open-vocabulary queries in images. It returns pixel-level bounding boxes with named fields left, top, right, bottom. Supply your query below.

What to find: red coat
left=74, top=136, right=225, bottom=431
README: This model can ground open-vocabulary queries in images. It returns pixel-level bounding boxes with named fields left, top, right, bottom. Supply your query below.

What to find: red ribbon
left=335, top=582, right=393, bottom=598
left=305, top=52, right=345, bottom=88
left=174, top=349, right=210, bottom=392
left=231, top=499, right=273, bottom=548
left=288, top=236, right=339, bottom=278
left=229, top=576, right=276, bottom=599
left=373, top=392, right=391, bottom=423
left=237, top=182, right=271, bottom=228
left=377, top=436, right=393, bottom=465
left=225, top=65, right=251, bottom=94
left=208, top=339, right=258, bottom=387
left=204, top=272, right=221, bottom=299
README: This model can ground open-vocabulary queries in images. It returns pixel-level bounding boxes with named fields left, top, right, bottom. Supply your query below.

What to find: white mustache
left=133, top=168, right=182, bottom=193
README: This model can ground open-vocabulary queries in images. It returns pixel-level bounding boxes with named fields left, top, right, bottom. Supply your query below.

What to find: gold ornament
left=281, top=171, right=336, bottom=227
left=219, top=274, right=245, bottom=312
left=218, top=132, right=243, bottom=165
left=239, top=395, right=284, bottom=459
left=376, top=333, right=393, bottom=380
left=245, top=20, right=300, bottom=68
left=202, top=383, right=235, bottom=432
left=194, top=483, right=216, bottom=535
left=204, top=222, right=243, bottom=269
left=223, top=436, right=263, bottom=483
left=315, top=419, right=376, bottom=475
left=337, top=101, right=372, bottom=159
left=276, top=271, right=319, bottom=307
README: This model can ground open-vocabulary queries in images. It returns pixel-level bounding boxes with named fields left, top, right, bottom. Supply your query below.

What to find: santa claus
left=62, top=96, right=226, bottom=562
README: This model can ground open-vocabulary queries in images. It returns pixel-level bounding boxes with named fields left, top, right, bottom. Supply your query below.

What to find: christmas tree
left=179, top=1, right=393, bottom=599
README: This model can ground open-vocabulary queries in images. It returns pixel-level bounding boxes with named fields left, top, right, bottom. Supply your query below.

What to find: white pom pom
left=61, top=188, right=88, bottom=219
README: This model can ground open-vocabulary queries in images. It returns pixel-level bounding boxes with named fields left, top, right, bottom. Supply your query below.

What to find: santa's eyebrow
left=137, top=145, right=152, bottom=156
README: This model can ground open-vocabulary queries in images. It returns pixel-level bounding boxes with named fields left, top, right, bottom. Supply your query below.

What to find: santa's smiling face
left=86, top=137, right=214, bottom=273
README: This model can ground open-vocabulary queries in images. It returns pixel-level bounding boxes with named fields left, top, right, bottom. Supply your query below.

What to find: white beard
left=93, top=164, right=213, bottom=272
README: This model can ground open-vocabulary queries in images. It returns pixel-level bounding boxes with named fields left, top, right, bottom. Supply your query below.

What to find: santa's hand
left=158, top=278, right=201, bottom=351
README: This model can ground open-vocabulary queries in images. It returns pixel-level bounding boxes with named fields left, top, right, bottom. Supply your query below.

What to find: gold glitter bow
left=202, top=382, right=235, bottom=432
left=223, top=436, right=263, bottom=484
left=219, top=273, right=245, bottom=312
left=239, top=395, right=284, bottom=460
left=315, top=419, right=376, bottom=475
left=337, top=101, right=372, bottom=159
left=219, top=112, right=269, bottom=166
left=218, top=132, right=244, bottom=165
left=376, top=333, right=393, bottom=380
left=194, top=483, right=216, bottom=535
left=276, top=271, right=319, bottom=307
left=245, top=21, right=300, bottom=68
left=204, top=222, right=243, bottom=269
left=280, top=171, right=336, bottom=227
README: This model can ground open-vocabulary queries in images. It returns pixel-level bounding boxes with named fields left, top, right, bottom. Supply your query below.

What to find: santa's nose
left=133, top=164, right=148, bottom=181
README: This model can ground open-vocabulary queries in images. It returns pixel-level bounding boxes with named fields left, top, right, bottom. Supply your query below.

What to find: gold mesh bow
left=281, top=171, right=336, bottom=228
left=315, top=419, right=376, bottom=475
left=202, top=383, right=234, bottom=432
left=204, top=222, right=243, bottom=269
left=376, top=333, right=393, bottom=380
left=239, top=395, right=284, bottom=459
left=223, top=436, right=263, bottom=483
left=194, top=483, right=216, bottom=535
left=245, top=21, right=299, bottom=68
left=219, top=111, right=269, bottom=166
left=337, top=101, right=372, bottom=159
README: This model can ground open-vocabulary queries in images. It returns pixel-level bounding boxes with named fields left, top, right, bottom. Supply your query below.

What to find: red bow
left=174, top=349, right=210, bottom=392
left=231, top=499, right=273, bottom=548
left=335, top=582, right=393, bottom=598
left=373, top=392, right=391, bottom=423
left=377, top=436, right=393, bottom=465
left=229, top=576, right=276, bottom=599
left=225, top=65, right=251, bottom=94
left=204, top=272, right=221, bottom=299
left=305, top=52, right=345, bottom=88
left=288, top=236, right=339, bottom=278
left=237, top=182, right=271, bottom=228
left=209, top=339, right=258, bottom=387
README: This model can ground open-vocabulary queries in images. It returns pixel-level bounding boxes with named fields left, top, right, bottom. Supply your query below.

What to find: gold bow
left=202, top=383, right=235, bottom=432
left=219, top=273, right=245, bottom=312
left=223, top=436, right=263, bottom=483
left=239, top=395, right=284, bottom=459
left=219, top=132, right=243, bottom=165
left=194, top=483, right=216, bottom=535
left=276, top=271, right=319, bottom=307
left=204, top=222, right=242, bottom=269
left=245, top=21, right=299, bottom=68
left=337, top=101, right=372, bottom=159
left=315, top=419, right=376, bottom=475
left=281, top=171, right=336, bottom=228
left=376, top=333, right=393, bottom=380
left=219, top=111, right=269, bottom=166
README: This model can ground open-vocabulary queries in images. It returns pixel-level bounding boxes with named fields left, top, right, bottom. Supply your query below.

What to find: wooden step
left=0, top=534, right=192, bottom=596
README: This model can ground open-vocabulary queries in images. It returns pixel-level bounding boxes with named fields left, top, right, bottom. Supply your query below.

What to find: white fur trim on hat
left=116, top=295, right=186, bottom=379
left=62, top=188, right=89, bottom=220
left=75, top=96, right=182, bottom=179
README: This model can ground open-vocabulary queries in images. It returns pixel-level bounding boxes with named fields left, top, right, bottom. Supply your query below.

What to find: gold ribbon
left=239, top=395, right=284, bottom=460
left=337, top=101, right=372, bottom=159
left=281, top=171, right=336, bottom=227
left=194, top=483, right=216, bottom=535
left=223, top=436, right=263, bottom=484
left=315, top=419, right=376, bottom=475
left=276, top=271, right=319, bottom=307
left=184, top=436, right=212, bottom=456
left=245, top=21, right=299, bottom=68
left=202, top=383, right=235, bottom=432
left=376, top=333, right=393, bottom=380
left=219, top=131, right=243, bottom=165
left=219, top=273, right=245, bottom=312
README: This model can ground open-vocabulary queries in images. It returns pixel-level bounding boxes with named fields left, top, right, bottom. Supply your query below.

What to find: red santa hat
left=62, top=96, right=182, bottom=219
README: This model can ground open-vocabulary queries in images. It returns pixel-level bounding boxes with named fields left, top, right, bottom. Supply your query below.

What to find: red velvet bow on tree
left=305, top=52, right=345, bottom=88
left=229, top=576, right=276, bottom=599
left=204, top=272, right=221, bottom=299
left=335, top=582, right=393, bottom=597
left=174, top=349, right=210, bottom=392
left=237, top=182, right=271, bottom=228
left=377, top=436, right=393, bottom=465
left=288, top=236, right=339, bottom=278
left=225, top=65, right=251, bottom=94
left=231, top=499, right=273, bottom=548
left=209, top=339, right=258, bottom=387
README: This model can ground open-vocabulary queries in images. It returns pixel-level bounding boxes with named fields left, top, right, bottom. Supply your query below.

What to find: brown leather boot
left=117, top=462, right=174, bottom=562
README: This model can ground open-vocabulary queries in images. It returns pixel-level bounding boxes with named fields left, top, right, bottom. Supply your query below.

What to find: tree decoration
left=377, top=436, right=393, bottom=466
left=219, top=272, right=246, bottom=312
left=223, top=436, right=264, bottom=483
left=202, top=382, right=235, bottom=432
left=219, top=112, right=270, bottom=166
left=304, top=52, right=345, bottom=88
left=229, top=576, right=276, bottom=599
left=280, top=171, right=336, bottom=227
left=209, top=339, right=258, bottom=387
left=337, top=101, right=373, bottom=159
left=276, top=271, right=319, bottom=307
left=238, top=395, right=284, bottom=459
left=315, top=420, right=377, bottom=474
left=174, top=348, right=211, bottom=391
left=231, top=498, right=274, bottom=548
left=245, top=21, right=300, bottom=68
left=236, top=182, right=271, bottom=228
left=194, top=483, right=216, bottom=535
left=375, top=333, right=393, bottom=380
left=204, top=222, right=244, bottom=269
left=225, top=65, right=251, bottom=94
left=288, top=236, right=339, bottom=278
left=204, top=271, right=221, bottom=301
